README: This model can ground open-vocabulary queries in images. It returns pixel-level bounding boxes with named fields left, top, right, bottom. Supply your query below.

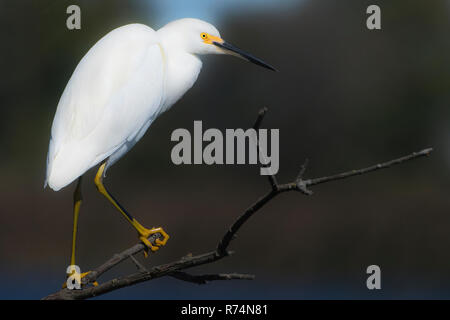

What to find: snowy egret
left=45, top=18, right=276, bottom=268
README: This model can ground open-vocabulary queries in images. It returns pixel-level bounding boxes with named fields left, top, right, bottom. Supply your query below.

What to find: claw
left=139, top=235, right=160, bottom=252
left=62, top=270, right=98, bottom=289
left=138, top=227, right=170, bottom=257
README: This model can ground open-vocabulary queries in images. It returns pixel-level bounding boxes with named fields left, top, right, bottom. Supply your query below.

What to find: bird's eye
left=201, top=33, right=208, bottom=39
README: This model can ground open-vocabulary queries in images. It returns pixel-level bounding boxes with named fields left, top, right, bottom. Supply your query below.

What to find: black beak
left=213, top=41, right=278, bottom=72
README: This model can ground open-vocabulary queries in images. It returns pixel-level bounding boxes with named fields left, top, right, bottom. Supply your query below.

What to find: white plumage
left=45, top=18, right=275, bottom=191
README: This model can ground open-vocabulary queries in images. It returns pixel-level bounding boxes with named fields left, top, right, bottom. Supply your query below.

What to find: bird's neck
left=160, top=47, right=203, bottom=112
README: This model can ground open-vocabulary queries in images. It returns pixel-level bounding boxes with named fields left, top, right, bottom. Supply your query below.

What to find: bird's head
left=158, top=18, right=277, bottom=71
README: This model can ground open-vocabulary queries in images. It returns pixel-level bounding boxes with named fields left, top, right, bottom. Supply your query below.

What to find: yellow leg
left=63, top=177, right=98, bottom=288
left=70, top=177, right=83, bottom=267
left=94, top=162, right=169, bottom=253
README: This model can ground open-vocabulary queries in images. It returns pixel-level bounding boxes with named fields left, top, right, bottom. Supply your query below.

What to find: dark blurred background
left=1, top=0, right=450, bottom=299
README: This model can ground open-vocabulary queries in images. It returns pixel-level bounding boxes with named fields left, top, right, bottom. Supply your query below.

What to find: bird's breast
left=161, top=51, right=203, bottom=112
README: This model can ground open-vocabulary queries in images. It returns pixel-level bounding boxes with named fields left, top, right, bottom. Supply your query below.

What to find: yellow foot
left=139, top=227, right=170, bottom=256
left=62, top=270, right=99, bottom=289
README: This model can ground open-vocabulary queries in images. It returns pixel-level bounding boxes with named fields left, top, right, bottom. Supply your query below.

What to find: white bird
left=45, top=18, right=275, bottom=270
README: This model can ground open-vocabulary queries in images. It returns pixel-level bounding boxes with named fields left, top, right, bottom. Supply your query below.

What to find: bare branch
left=276, top=147, right=433, bottom=193
left=251, top=107, right=278, bottom=191
left=43, top=108, right=433, bottom=300
left=252, top=107, right=268, bottom=130
left=297, top=158, right=309, bottom=181
left=169, top=271, right=255, bottom=284
left=81, top=232, right=163, bottom=285
left=305, top=148, right=433, bottom=187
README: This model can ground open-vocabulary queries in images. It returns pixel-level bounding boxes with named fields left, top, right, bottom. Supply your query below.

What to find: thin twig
left=252, top=107, right=278, bottom=191
left=305, top=148, right=433, bottom=187
left=297, top=158, right=309, bottom=180
left=252, top=107, right=268, bottom=131
left=129, top=254, right=148, bottom=273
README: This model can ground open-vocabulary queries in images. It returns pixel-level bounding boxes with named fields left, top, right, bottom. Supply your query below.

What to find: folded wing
left=46, top=24, right=165, bottom=191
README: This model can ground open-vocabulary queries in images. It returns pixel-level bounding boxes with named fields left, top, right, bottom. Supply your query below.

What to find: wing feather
left=46, top=24, right=165, bottom=191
